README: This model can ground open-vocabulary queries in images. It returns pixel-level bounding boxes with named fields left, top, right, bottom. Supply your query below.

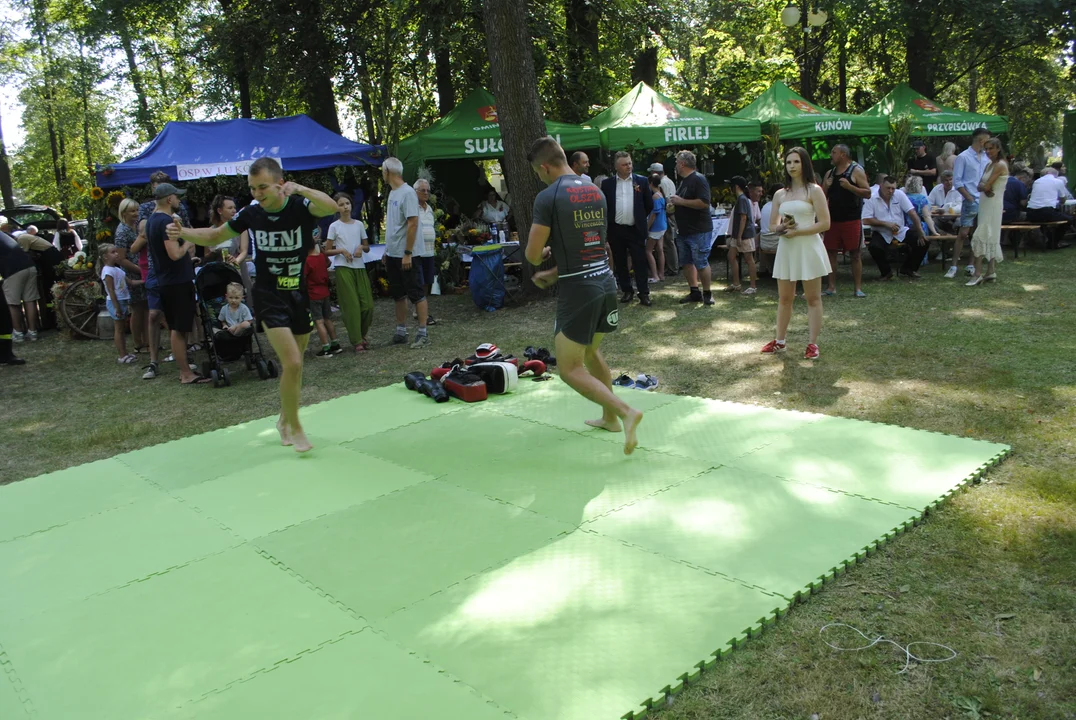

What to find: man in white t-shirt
left=413, top=178, right=439, bottom=325
left=862, top=176, right=927, bottom=280
left=928, top=170, right=964, bottom=208
left=1027, top=167, right=1073, bottom=248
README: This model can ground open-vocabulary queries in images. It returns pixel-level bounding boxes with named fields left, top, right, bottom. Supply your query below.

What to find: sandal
left=181, top=374, right=212, bottom=385
left=187, top=343, right=203, bottom=353
left=117, top=354, right=137, bottom=365
left=723, top=285, right=741, bottom=293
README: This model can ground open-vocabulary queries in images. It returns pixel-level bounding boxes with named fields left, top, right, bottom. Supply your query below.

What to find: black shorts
left=384, top=256, right=426, bottom=303
left=159, top=282, right=196, bottom=334
left=417, top=256, right=436, bottom=287
left=253, top=287, right=314, bottom=336
left=554, top=274, right=619, bottom=346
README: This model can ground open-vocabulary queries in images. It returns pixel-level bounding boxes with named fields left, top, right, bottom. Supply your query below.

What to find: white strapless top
left=778, top=199, right=817, bottom=228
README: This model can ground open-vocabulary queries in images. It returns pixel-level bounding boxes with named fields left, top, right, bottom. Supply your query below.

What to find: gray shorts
left=2, top=266, right=39, bottom=305
left=309, top=297, right=332, bottom=322
left=554, top=274, right=619, bottom=346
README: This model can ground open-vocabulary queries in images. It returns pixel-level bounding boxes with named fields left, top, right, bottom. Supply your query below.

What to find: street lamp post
left=781, top=3, right=828, bottom=102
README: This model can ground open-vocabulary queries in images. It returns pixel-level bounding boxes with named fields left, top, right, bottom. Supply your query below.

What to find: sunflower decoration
left=71, top=180, right=84, bottom=191
left=95, top=229, right=112, bottom=241
left=106, top=191, right=125, bottom=208
left=90, top=187, right=105, bottom=201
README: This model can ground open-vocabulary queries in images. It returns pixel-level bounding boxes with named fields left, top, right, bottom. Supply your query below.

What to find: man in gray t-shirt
left=524, top=136, right=642, bottom=457
left=726, top=176, right=759, bottom=294
left=385, top=182, right=420, bottom=258
left=381, top=157, right=430, bottom=348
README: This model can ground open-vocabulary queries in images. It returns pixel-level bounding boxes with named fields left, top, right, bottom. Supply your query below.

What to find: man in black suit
left=601, top=151, right=654, bottom=306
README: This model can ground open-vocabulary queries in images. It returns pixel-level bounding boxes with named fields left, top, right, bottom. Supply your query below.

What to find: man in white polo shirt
left=1026, top=167, right=1073, bottom=248
left=862, top=176, right=928, bottom=281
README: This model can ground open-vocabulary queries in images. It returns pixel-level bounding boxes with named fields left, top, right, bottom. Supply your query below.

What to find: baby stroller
left=194, top=261, right=277, bottom=388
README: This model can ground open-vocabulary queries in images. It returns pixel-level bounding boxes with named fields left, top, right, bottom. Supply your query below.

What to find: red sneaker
left=804, top=344, right=819, bottom=360
left=761, top=340, right=786, bottom=354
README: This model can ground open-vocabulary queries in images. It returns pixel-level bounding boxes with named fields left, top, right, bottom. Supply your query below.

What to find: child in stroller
left=195, top=261, right=277, bottom=387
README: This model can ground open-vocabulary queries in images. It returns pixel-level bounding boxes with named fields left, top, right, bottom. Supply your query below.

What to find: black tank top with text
left=827, top=161, right=863, bottom=223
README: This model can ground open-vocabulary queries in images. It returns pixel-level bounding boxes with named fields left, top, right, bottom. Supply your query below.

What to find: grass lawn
left=3, top=246, right=1074, bottom=720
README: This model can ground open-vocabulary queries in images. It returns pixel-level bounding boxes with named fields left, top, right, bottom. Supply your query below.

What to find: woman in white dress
left=967, top=137, right=1008, bottom=286
left=761, top=147, right=832, bottom=360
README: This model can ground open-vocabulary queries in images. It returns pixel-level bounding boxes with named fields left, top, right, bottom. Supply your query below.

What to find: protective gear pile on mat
left=404, top=342, right=552, bottom=403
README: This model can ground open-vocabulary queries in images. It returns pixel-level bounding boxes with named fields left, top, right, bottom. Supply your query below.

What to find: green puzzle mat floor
left=0, top=380, right=1009, bottom=720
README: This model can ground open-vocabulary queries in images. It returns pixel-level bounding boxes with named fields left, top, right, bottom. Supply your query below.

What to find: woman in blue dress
left=646, top=173, right=667, bottom=284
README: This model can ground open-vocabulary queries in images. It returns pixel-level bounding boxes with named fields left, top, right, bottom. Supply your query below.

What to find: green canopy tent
left=861, top=83, right=1008, bottom=136
left=732, top=81, right=890, bottom=138
left=396, top=87, right=599, bottom=165
left=587, top=82, right=761, bottom=149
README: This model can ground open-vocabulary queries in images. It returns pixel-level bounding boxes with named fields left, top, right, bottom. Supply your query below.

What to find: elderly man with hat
left=648, top=161, right=679, bottom=276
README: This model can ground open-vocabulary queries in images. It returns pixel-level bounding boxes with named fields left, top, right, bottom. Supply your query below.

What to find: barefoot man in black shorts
left=167, top=158, right=338, bottom=452
left=525, top=136, right=643, bottom=454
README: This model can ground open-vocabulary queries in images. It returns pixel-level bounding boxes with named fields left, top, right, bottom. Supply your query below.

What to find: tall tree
left=482, top=0, right=545, bottom=286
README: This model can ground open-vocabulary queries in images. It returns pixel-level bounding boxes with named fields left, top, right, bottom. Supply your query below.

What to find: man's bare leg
left=264, top=326, right=312, bottom=452
left=582, top=337, right=620, bottom=432
left=555, top=331, right=642, bottom=455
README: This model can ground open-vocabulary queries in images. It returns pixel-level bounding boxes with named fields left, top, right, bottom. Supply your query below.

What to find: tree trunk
left=30, top=0, right=63, bottom=195
left=632, top=46, right=658, bottom=88
left=564, top=0, right=600, bottom=123
left=118, top=26, right=156, bottom=139
left=217, top=0, right=252, bottom=118
left=434, top=46, right=455, bottom=117
left=78, top=38, right=93, bottom=178
left=968, top=66, right=978, bottom=112
left=482, top=0, right=547, bottom=288
left=0, top=118, right=15, bottom=209
left=293, top=0, right=342, bottom=133
left=905, top=1, right=936, bottom=98
left=353, top=51, right=379, bottom=143
left=838, top=40, right=848, bottom=112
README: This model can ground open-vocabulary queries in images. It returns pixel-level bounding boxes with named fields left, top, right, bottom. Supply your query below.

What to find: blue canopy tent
left=95, top=115, right=385, bottom=188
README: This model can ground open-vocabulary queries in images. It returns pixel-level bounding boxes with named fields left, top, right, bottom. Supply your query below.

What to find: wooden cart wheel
left=59, top=277, right=105, bottom=340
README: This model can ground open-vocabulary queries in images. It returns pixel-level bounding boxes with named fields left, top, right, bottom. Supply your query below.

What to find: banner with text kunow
left=733, top=81, right=890, bottom=139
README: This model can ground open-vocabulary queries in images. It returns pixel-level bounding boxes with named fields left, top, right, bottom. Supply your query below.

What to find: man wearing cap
left=648, top=162, right=678, bottom=275
left=133, top=171, right=192, bottom=378
left=601, top=151, right=654, bottom=306
left=726, top=176, right=758, bottom=295
left=145, top=183, right=205, bottom=384
left=907, top=141, right=937, bottom=191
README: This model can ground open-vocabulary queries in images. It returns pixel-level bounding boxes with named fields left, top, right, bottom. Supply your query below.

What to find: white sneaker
left=11, top=330, right=23, bottom=342
left=943, top=266, right=958, bottom=279
left=965, top=265, right=975, bottom=276
left=26, top=330, right=38, bottom=341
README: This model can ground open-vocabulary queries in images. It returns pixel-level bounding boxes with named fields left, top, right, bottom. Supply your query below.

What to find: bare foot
left=276, top=418, right=293, bottom=447
left=585, top=417, right=622, bottom=432
left=622, top=409, right=643, bottom=455
left=290, top=428, right=313, bottom=453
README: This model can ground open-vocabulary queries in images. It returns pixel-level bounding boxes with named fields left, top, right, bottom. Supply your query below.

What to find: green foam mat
left=0, top=379, right=1008, bottom=719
